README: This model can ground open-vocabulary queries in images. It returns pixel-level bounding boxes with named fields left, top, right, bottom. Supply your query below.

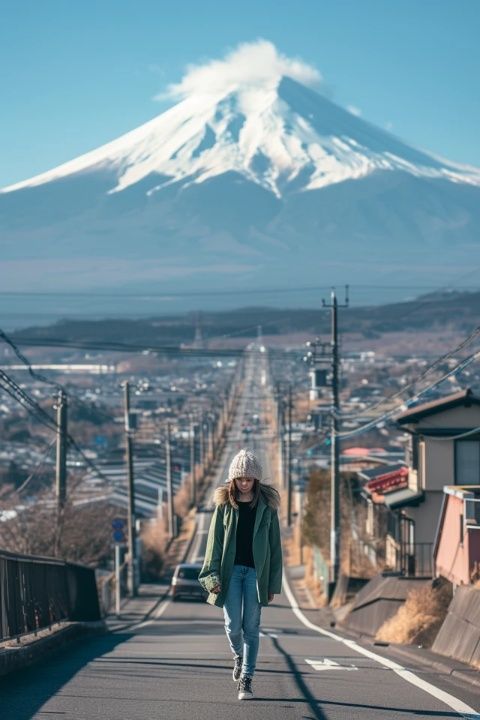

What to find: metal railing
left=0, top=549, right=101, bottom=641
left=402, top=542, right=433, bottom=577
left=386, top=539, right=433, bottom=577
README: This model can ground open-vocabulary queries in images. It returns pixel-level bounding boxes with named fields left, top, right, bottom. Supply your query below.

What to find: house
left=434, top=485, right=480, bottom=586
left=358, top=388, right=480, bottom=576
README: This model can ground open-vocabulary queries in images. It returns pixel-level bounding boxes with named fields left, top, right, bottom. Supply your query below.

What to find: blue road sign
left=112, top=518, right=126, bottom=530
left=113, top=529, right=126, bottom=543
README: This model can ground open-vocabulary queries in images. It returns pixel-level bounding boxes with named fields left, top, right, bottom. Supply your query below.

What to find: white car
left=171, top=562, right=207, bottom=602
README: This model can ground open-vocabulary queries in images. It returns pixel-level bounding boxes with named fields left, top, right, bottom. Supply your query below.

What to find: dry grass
left=376, top=580, right=452, bottom=647
left=140, top=514, right=168, bottom=579
left=283, top=536, right=328, bottom=607
left=173, top=479, right=193, bottom=518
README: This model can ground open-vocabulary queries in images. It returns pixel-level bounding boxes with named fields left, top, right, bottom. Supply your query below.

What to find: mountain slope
left=4, top=76, right=479, bottom=199
left=1, top=65, right=479, bottom=309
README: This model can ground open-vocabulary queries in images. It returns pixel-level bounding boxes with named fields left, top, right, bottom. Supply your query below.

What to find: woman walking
left=199, top=448, right=282, bottom=700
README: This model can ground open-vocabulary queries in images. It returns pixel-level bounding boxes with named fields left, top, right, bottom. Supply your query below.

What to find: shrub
left=376, top=579, right=452, bottom=647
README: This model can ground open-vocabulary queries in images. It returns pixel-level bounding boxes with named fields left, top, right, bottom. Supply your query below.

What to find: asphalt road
left=2, top=347, right=479, bottom=719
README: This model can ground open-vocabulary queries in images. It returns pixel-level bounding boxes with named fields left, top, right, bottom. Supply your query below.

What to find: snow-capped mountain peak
left=2, top=41, right=480, bottom=198
left=1, top=42, right=480, bottom=308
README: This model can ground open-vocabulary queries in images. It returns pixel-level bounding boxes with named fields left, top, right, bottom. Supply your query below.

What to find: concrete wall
left=341, top=574, right=429, bottom=637
left=432, top=585, right=480, bottom=667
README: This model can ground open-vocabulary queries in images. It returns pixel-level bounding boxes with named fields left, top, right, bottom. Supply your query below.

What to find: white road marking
left=282, top=572, right=479, bottom=719
left=134, top=594, right=172, bottom=629
left=306, top=658, right=357, bottom=672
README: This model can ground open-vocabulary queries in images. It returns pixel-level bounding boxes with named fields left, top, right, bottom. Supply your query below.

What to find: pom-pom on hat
left=228, top=448, right=263, bottom=482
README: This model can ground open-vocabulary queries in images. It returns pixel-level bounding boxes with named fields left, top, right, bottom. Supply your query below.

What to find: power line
left=0, top=328, right=63, bottom=390
left=0, top=283, right=478, bottom=299
left=0, top=367, right=115, bottom=488
left=10, top=337, right=244, bottom=357
left=350, top=325, right=480, bottom=417
left=0, top=370, right=58, bottom=432
left=337, top=351, right=480, bottom=440
left=0, top=285, right=332, bottom=299
left=427, top=425, right=480, bottom=442
left=15, top=439, right=57, bottom=494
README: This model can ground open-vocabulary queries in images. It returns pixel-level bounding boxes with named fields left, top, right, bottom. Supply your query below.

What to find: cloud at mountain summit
left=158, top=40, right=322, bottom=101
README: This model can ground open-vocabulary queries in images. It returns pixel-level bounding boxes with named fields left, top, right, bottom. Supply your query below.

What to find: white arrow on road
left=306, top=658, right=357, bottom=671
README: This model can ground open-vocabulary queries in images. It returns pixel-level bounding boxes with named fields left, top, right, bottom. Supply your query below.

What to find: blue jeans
left=223, top=564, right=261, bottom=677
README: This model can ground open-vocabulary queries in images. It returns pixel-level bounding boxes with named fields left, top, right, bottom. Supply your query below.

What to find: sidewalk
left=106, top=582, right=170, bottom=633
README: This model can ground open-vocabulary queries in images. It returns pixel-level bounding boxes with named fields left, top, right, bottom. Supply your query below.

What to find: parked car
left=171, top=562, right=207, bottom=601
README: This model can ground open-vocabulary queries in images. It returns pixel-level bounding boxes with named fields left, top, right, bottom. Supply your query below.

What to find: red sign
left=366, top=467, right=409, bottom=494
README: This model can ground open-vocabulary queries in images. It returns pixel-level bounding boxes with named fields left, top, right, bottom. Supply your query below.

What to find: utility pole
left=287, top=384, right=293, bottom=527
left=55, top=389, right=67, bottom=511
left=208, top=414, right=214, bottom=460
left=322, top=286, right=349, bottom=597
left=278, top=385, right=286, bottom=490
left=124, top=381, right=137, bottom=597
left=190, top=416, right=196, bottom=507
left=200, top=414, right=206, bottom=476
left=275, top=383, right=284, bottom=485
left=166, top=422, right=175, bottom=538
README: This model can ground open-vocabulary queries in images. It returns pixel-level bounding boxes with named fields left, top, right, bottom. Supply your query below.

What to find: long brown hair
left=226, top=477, right=261, bottom=509
left=213, top=482, right=281, bottom=510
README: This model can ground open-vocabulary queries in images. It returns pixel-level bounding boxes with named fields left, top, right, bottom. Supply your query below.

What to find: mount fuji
left=1, top=41, right=479, bottom=315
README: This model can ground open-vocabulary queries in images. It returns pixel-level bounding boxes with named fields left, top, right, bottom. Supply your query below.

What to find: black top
left=234, top=500, right=256, bottom=568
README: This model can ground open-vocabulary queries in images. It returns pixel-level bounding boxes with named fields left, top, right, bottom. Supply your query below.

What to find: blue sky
left=1, top=0, right=479, bottom=188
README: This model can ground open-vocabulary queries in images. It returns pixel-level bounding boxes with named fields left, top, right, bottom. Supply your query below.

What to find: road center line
left=282, top=572, right=479, bottom=719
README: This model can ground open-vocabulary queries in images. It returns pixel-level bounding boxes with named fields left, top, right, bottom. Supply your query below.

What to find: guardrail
left=0, top=549, right=101, bottom=641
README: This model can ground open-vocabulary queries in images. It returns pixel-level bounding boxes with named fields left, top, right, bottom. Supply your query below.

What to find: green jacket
left=199, top=484, right=283, bottom=607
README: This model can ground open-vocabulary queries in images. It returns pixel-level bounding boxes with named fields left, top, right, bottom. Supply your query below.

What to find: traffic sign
left=112, top=518, right=126, bottom=530
left=113, top=529, right=126, bottom=543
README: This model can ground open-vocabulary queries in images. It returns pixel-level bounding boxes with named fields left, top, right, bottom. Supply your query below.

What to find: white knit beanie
left=228, top=448, right=263, bottom=482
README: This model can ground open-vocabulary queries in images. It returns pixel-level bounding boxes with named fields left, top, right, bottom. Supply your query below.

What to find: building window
left=455, top=440, right=480, bottom=485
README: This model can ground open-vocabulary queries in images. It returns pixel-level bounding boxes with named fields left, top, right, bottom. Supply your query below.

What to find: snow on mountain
left=0, top=41, right=479, bottom=316
left=3, top=41, right=479, bottom=199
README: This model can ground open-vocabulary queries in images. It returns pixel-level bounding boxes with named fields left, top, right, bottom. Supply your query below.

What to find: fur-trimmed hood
left=213, top=482, right=280, bottom=510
